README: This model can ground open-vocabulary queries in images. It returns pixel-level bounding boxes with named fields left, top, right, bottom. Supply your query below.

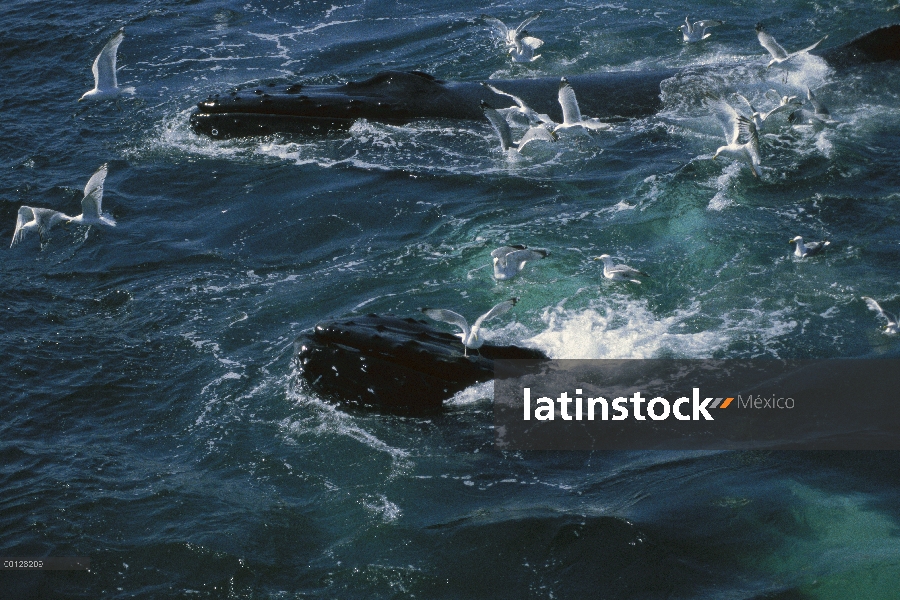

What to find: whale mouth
left=293, top=314, right=546, bottom=412
left=190, top=71, right=468, bottom=139
left=189, top=112, right=361, bottom=139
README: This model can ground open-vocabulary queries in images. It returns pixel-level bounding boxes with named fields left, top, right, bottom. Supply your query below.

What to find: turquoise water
left=2, top=0, right=900, bottom=597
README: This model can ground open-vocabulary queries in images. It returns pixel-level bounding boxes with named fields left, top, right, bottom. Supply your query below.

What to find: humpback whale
left=190, top=25, right=900, bottom=139
left=294, top=314, right=547, bottom=411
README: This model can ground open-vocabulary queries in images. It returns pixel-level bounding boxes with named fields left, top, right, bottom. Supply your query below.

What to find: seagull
left=10, top=207, right=72, bottom=248
left=789, top=236, right=830, bottom=258
left=69, top=164, right=116, bottom=227
left=481, top=101, right=557, bottom=153
left=10, top=164, right=115, bottom=247
left=862, top=297, right=899, bottom=334
left=755, top=23, right=828, bottom=68
left=491, top=245, right=549, bottom=280
left=80, top=29, right=134, bottom=101
left=421, top=298, right=518, bottom=356
left=679, top=17, right=723, bottom=43
left=480, top=83, right=554, bottom=126
left=481, top=13, right=543, bottom=62
left=554, top=77, right=611, bottom=134
left=765, top=88, right=800, bottom=107
left=709, top=97, right=762, bottom=178
left=736, top=91, right=801, bottom=131
left=594, top=254, right=649, bottom=284
left=789, top=86, right=835, bottom=126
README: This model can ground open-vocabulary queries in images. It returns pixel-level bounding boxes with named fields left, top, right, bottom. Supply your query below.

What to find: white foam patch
left=527, top=299, right=728, bottom=359
left=445, top=380, right=493, bottom=407
left=708, top=161, right=743, bottom=210
left=136, top=108, right=610, bottom=180
left=360, top=493, right=401, bottom=523
left=283, top=378, right=412, bottom=478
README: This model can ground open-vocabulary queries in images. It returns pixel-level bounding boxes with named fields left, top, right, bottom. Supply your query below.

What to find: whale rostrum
left=294, top=314, right=547, bottom=412
left=191, top=25, right=900, bottom=139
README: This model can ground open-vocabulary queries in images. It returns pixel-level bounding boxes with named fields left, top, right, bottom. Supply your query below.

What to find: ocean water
left=2, top=0, right=900, bottom=597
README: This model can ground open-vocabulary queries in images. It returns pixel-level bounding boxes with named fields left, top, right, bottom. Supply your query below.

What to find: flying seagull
left=10, top=207, right=72, bottom=248
left=421, top=298, right=518, bottom=356
left=480, top=82, right=554, bottom=126
left=862, top=297, right=899, bottom=334
left=10, top=164, right=116, bottom=248
left=709, top=97, right=762, bottom=178
left=554, top=77, right=611, bottom=134
left=594, top=254, right=649, bottom=284
left=481, top=13, right=544, bottom=62
left=679, top=17, right=723, bottom=43
left=755, top=23, right=828, bottom=68
left=481, top=101, right=557, bottom=153
left=80, top=29, right=134, bottom=101
left=736, top=91, right=801, bottom=131
left=789, top=86, right=836, bottom=126
left=491, top=245, right=549, bottom=280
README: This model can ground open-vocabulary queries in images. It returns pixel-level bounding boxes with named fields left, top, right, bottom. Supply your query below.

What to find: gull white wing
left=93, top=30, right=124, bottom=90
left=81, top=164, right=109, bottom=220
left=482, top=83, right=526, bottom=109
left=806, top=86, right=829, bottom=116
left=710, top=98, right=741, bottom=145
left=421, top=308, right=471, bottom=340
left=471, top=298, right=517, bottom=336
left=863, top=297, right=897, bottom=325
left=11, top=206, right=69, bottom=247
left=505, top=248, right=549, bottom=270
left=481, top=16, right=509, bottom=40
left=790, top=35, right=828, bottom=59
left=513, top=12, right=542, bottom=38
left=521, top=36, right=543, bottom=50
left=515, top=126, right=556, bottom=151
left=761, top=100, right=799, bottom=122
left=735, top=93, right=757, bottom=116
left=491, top=244, right=528, bottom=260
left=696, top=20, right=722, bottom=30
left=481, top=84, right=554, bottom=125
left=738, top=116, right=760, bottom=155
left=557, top=78, right=582, bottom=125
left=609, top=264, right=649, bottom=278
left=481, top=102, right=513, bottom=151
left=756, top=26, right=788, bottom=60
left=11, top=206, right=34, bottom=247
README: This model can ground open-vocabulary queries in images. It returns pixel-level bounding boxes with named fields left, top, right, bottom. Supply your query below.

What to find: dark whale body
left=191, top=25, right=900, bottom=139
left=294, top=314, right=547, bottom=412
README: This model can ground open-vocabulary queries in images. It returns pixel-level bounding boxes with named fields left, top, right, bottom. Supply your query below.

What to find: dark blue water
left=2, top=0, right=900, bottom=597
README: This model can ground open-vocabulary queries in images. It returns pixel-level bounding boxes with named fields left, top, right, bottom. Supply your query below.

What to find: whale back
left=818, top=24, right=900, bottom=68
left=190, top=26, right=900, bottom=138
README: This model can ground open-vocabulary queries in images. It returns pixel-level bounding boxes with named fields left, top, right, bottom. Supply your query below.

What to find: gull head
left=789, top=236, right=802, bottom=244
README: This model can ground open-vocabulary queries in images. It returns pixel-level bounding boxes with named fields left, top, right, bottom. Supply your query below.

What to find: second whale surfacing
left=294, top=314, right=546, bottom=412
left=190, top=25, right=900, bottom=139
